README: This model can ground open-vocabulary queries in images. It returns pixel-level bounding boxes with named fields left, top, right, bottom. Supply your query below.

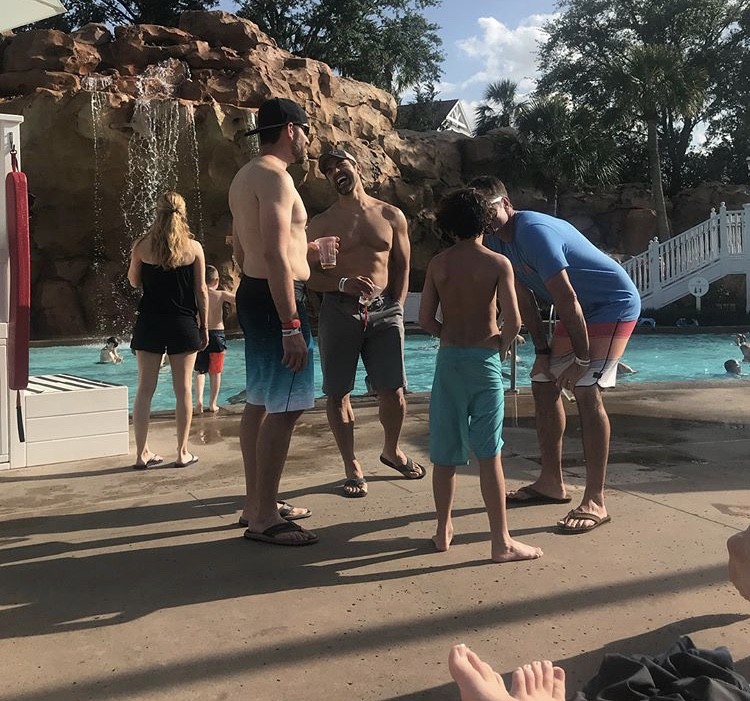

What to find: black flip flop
left=342, top=477, right=368, bottom=498
left=557, top=510, right=612, bottom=534
left=277, top=501, right=312, bottom=520
left=237, top=501, right=312, bottom=527
left=506, top=485, right=572, bottom=506
left=379, top=455, right=426, bottom=479
left=174, top=453, right=199, bottom=468
left=133, top=455, right=164, bottom=470
left=243, top=521, right=318, bottom=546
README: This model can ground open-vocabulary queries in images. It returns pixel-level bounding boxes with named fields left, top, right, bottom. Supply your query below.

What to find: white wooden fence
left=621, top=202, right=750, bottom=312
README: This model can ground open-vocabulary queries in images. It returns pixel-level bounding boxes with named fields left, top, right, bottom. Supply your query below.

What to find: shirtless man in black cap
left=230, top=97, right=322, bottom=545
left=307, top=149, right=426, bottom=498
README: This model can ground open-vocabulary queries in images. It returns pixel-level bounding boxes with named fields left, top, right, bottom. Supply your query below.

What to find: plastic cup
left=315, top=236, right=337, bottom=269
left=359, top=285, right=383, bottom=307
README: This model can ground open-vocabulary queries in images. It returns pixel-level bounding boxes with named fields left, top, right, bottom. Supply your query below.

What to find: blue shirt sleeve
left=518, top=222, right=569, bottom=283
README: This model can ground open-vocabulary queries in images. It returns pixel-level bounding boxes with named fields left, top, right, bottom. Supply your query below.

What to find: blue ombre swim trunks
left=429, top=346, right=505, bottom=466
left=237, top=276, right=314, bottom=414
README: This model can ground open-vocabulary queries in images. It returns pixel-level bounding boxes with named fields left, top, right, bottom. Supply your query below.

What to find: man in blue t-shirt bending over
left=471, top=177, right=641, bottom=534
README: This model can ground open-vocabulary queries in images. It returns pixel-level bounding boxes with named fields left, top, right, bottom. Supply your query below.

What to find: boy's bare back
left=206, top=288, right=235, bottom=330
left=423, top=241, right=517, bottom=350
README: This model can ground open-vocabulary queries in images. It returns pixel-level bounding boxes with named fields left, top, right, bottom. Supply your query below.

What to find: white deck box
left=17, top=374, right=129, bottom=468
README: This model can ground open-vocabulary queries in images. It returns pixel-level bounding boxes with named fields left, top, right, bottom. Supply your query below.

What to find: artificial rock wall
left=0, top=11, right=747, bottom=337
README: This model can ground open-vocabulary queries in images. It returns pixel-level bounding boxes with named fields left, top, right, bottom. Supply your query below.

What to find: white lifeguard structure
left=0, top=3, right=129, bottom=469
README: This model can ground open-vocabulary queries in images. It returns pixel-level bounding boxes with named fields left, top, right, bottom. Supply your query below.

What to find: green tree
left=538, top=0, right=744, bottom=197
left=603, top=44, right=706, bottom=238
left=513, top=94, right=622, bottom=215
left=234, top=0, right=443, bottom=95
left=703, top=3, right=750, bottom=185
left=474, top=79, right=522, bottom=136
left=25, top=0, right=218, bottom=31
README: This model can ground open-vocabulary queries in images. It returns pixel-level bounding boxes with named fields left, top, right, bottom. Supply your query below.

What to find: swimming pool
left=29, top=333, right=749, bottom=413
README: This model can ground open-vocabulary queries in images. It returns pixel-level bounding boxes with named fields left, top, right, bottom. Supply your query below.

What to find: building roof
left=396, top=99, right=465, bottom=132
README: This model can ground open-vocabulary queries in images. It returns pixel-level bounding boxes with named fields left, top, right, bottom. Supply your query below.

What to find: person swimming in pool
left=724, top=359, right=742, bottom=376
left=98, top=336, right=123, bottom=364
left=734, top=335, right=750, bottom=362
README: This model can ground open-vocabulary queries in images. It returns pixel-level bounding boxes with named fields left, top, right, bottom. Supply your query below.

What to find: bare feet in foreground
left=432, top=524, right=454, bottom=552
left=449, top=644, right=565, bottom=701
left=492, top=539, right=543, bottom=563
left=193, top=403, right=203, bottom=416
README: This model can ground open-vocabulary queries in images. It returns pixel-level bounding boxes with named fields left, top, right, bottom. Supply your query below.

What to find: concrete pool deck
left=1, top=385, right=749, bottom=701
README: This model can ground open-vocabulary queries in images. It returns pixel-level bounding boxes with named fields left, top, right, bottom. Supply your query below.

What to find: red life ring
left=6, top=153, right=30, bottom=391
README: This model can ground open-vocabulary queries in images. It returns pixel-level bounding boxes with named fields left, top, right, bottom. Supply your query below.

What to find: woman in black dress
left=128, top=191, right=208, bottom=468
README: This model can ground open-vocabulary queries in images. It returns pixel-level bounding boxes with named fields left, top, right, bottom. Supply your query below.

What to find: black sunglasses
left=293, top=122, right=310, bottom=136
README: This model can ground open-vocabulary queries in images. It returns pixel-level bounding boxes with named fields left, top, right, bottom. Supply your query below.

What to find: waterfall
left=82, top=74, right=114, bottom=333
left=121, top=59, right=202, bottom=242
left=83, top=60, right=204, bottom=337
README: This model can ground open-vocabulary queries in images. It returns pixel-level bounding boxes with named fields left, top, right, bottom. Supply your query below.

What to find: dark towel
left=574, top=636, right=750, bottom=701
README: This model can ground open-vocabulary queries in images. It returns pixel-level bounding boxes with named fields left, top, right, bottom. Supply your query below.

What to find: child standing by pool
left=418, top=189, right=543, bottom=563
left=194, top=265, right=235, bottom=413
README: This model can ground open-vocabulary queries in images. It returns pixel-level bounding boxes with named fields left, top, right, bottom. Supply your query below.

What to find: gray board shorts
left=317, top=291, right=406, bottom=397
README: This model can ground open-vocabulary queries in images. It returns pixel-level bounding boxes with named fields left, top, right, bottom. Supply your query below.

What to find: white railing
left=621, top=202, right=750, bottom=310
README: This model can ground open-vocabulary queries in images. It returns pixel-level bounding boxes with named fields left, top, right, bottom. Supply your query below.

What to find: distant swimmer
left=98, top=336, right=123, bottom=364
left=724, top=359, right=742, bottom=376
left=734, top=335, right=750, bottom=362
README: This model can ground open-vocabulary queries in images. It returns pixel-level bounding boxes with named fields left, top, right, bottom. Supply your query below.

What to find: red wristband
left=281, top=319, right=301, bottom=330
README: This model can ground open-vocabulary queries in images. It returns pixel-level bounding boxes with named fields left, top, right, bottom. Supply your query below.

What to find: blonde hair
left=146, top=191, right=193, bottom=269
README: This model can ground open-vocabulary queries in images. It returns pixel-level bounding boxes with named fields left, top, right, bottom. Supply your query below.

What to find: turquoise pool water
left=30, top=333, right=749, bottom=412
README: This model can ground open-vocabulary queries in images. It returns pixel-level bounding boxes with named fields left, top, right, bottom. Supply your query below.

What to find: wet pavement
left=1, top=384, right=748, bottom=701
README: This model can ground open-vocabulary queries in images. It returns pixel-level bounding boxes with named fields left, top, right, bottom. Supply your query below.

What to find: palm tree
left=474, top=79, right=522, bottom=136
left=605, top=45, right=707, bottom=239
left=513, top=94, right=622, bottom=215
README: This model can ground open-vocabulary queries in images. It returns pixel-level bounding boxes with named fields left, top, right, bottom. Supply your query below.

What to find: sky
left=216, top=0, right=559, bottom=113
left=419, top=0, right=558, bottom=107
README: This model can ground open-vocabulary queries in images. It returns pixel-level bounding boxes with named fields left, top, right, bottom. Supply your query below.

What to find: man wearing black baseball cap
left=307, top=149, right=426, bottom=498
left=317, top=148, right=357, bottom=175
left=245, top=97, right=310, bottom=140
left=228, top=96, right=321, bottom=546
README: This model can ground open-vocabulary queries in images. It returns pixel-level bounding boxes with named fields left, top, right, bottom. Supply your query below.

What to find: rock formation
left=0, top=11, right=747, bottom=338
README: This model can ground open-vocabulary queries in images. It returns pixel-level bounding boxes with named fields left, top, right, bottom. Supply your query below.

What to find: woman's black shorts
left=131, top=314, right=202, bottom=355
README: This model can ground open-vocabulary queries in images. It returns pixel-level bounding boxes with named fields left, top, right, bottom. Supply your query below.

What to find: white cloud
left=457, top=13, right=559, bottom=97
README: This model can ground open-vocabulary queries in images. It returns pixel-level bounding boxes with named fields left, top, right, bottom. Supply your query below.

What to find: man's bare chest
left=336, top=212, right=392, bottom=253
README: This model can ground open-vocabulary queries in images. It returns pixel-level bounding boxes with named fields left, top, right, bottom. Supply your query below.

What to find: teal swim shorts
left=429, top=346, right=505, bottom=466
